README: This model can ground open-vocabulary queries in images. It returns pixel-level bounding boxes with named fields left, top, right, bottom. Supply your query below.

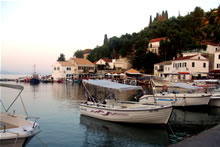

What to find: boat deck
left=0, top=121, right=17, bottom=130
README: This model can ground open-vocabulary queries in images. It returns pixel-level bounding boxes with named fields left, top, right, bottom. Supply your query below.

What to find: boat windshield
left=0, top=83, right=24, bottom=113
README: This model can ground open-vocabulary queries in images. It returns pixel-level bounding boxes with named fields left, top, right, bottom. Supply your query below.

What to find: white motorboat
left=193, top=79, right=220, bottom=107
left=139, top=93, right=211, bottom=107
left=80, top=79, right=173, bottom=124
left=0, top=83, right=40, bottom=147
left=139, top=80, right=211, bottom=107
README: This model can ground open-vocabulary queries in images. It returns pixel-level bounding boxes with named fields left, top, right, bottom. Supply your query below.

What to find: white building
left=214, top=49, right=220, bottom=70
left=113, top=57, right=131, bottom=72
left=94, top=58, right=113, bottom=70
left=94, top=57, right=131, bottom=73
left=52, top=58, right=95, bottom=80
left=154, top=53, right=209, bottom=80
left=147, top=37, right=167, bottom=55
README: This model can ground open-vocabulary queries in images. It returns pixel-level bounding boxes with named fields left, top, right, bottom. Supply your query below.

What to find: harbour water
left=1, top=78, right=220, bottom=147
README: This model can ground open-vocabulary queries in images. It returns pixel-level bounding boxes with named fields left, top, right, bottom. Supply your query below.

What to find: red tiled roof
left=149, top=37, right=167, bottom=43
left=69, top=58, right=94, bottom=65
left=102, top=58, right=112, bottom=63
left=201, top=41, right=219, bottom=46
left=174, top=55, right=197, bottom=61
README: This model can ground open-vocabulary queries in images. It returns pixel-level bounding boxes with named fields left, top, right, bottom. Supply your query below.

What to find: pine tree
left=149, top=15, right=152, bottom=26
left=104, top=34, right=108, bottom=45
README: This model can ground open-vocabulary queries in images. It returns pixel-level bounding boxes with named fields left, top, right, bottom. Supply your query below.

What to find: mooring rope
left=35, top=135, right=49, bottom=147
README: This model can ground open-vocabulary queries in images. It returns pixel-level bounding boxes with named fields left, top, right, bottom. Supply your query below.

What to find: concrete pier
left=170, top=124, right=220, bottom=147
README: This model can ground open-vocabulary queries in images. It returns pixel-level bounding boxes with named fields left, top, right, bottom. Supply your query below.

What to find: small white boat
left=193, top=79, right=220, bottom=107
left=80, top=79, right=173, bottom=124
left=139, top=80, right=211, bottom=107
left=139, top=93, right=211, bottom=107
left=0, top=83, right=40, bottom=147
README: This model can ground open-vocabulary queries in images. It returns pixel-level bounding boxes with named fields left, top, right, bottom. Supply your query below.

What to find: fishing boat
left=0, top=83, right=40, bottom=147
left=30, top=64, right=40, bottom=85
left=139, top=80, right=211, bottom=107
left=80, top=79, right=173, bottom=124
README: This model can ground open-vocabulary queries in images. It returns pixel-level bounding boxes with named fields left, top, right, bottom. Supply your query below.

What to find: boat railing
left=0, top=122, right=6, bottom=133
left=26, top=117, right=40, bottom=128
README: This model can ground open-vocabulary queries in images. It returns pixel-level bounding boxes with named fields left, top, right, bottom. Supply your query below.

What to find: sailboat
left=30, top=64, right=40, bottom=85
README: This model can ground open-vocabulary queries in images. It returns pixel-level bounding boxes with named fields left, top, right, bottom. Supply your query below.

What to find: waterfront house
left=94, top=58, right=113, bottom=70
left=52, top=58, right=95, bottom=80
left=154, top=53, right=209, bottom=80
left=182, top=41, right=220, bottom=71
left=113, top=57, right=132, bottom=72
left=214, top=49, right=220, bottom=70
left=52, top=61, right=75, bottom=80
left=147, top=37, right=167, bottom=55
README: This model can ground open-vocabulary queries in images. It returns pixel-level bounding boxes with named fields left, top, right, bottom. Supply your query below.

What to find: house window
left=192, top=62, right=195, bottom=67
left=216, top=48, right=218, bottom=51
left=66, top=67, right=71, bottom=71
left=150, top=44, right=152, bottom=48
left=218, top=55, right=220, bottom=59
left=217, top=64, right=220, bottom=68
left=198, top=56, right=200, bottom=60
left=54, top=67, right=56, bottom=70
left=203, top=63, right=206, bottom=68
left=57, top=67, right=60, bottom=70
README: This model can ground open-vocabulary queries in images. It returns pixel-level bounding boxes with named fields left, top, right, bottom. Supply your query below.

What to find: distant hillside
left=0, top=70, right=23, bottom=75
left=84, top=5, right=220, bottom=73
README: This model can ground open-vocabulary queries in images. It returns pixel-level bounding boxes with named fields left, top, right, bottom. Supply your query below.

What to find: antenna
left=33, top=64, right=36, bottom=74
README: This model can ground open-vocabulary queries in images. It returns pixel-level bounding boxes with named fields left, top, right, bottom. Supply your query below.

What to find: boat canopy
left=83, top=79, right=143, bottom=91
left=0, top=83, right=24, bottom=90
left=194, top=79, right=220, bottom=83
left=174, top=83, right=201, bottom=90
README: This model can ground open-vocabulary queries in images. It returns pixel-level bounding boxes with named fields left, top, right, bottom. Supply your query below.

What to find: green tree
left=74, top=50, right=84, bottom=58
left=57, top=53, right=66, bottom=61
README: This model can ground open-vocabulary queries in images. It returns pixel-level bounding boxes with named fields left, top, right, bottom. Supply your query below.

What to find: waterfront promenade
left=171, top=124, right=220, bottom=147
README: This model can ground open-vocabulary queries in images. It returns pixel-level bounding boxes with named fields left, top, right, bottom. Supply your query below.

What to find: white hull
left=0, top=113, right=40, bottom=147
left=209, top=97, right=220, bottom=107
left=140, top=93, right=211, bottom=107
left=80, top=102, right=173, bottom=124
left=0, top=138, right=26, bottom=147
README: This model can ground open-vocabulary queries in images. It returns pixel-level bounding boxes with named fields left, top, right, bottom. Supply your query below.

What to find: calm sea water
left=1, top=77, right=220, bottom=147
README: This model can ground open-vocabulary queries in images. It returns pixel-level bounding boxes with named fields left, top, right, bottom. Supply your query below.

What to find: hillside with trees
left=85, top=6, right=220, bottom=73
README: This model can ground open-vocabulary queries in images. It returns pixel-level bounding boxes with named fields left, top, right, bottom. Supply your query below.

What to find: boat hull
left=209, top=98, right=220, bottom=107
left=0, top=113, right=40, bottom=147
left=80, top=103, right=173, bottom=124
left=0, top=137, right=27, bottom=147
left=30, top=78, right=40, bottom=85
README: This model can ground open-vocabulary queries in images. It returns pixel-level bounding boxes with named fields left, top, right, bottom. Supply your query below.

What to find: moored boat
left=0, top=83, right=40, bottom=147
left=139, top=80, right=211, bottom=107
left=79, top=79, right=173, bottom=124
left=30, top=65, right=40, bottom=85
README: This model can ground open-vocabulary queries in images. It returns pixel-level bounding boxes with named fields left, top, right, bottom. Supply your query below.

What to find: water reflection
left=168, top=107, right=220, bottom=144
left=170, top=108, right=220, bottom=126
left=52, top=83, right=85, bottom=101
left=80, top=115, right=169, bottom=147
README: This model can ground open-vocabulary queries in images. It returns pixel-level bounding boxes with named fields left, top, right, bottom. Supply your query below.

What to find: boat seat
left=0, top=121, right=18, bottom=130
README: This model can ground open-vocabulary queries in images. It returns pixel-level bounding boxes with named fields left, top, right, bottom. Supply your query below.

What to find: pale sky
left=1, top=0, right=219, bottom=74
